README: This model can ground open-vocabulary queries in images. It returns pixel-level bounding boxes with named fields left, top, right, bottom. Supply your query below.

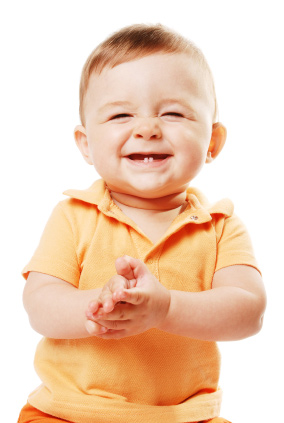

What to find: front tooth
left=144, top=157, right=149, bottom=163
left=149, top=157, right=154, bottom=162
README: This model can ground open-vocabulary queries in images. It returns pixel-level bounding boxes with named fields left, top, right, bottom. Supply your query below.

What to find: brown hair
left=79, top=24, right=217, bottom=124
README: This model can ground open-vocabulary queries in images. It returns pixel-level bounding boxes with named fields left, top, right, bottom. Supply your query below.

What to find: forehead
left=84, top=53, right=214, bottom=114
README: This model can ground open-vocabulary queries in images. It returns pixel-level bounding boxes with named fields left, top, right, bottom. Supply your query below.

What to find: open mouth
left=127, top=154, right=170, bottom=163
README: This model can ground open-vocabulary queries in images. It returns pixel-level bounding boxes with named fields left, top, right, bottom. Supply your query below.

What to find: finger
left=115, top=256, right=136, bottom=285
left=98, top=276, right=127, bottom=313
left=86, top=300, right=101, bottom=320
left=108, top=275, right=129, bottom=295
left=94, top=318, right=131, bottom=331
left=85, top=320, right=108, bottom=336
left=116, top=256, right=151, bottom=287
left=87, top=296, right=113, bottom=317
left=120, top=256, right=150, bottom=282
left=101, top=296, right=116, bottom=313
left=93, top=302, right=133, bottom=321
left=119, top=288, right=145, bottom=305
left=113, top=288, right=127, bottom=303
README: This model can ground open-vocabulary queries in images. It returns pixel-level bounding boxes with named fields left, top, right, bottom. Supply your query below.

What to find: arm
left=23, top=272, right=103, bottom=339
left=159, top=264, right=266, bottom=341
left=88, top=257, right=266, bottom=342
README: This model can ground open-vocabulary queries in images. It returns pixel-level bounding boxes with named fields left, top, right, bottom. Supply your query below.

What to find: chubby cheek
left=94, top=126, right=129, bottom=153
left=91, top=152, right=105, bottom=175
left=182, top=151, right=205, bottom=179
left=181, top=132, right=208, bottom=161
left=88, top=143, right=124, bottom=181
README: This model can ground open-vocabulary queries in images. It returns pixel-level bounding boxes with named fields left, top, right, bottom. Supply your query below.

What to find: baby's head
left=79, top=24, right=218, bottom=126
left=75, top=24, right=226, bottom=206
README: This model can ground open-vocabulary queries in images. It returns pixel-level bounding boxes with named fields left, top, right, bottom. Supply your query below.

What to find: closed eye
left=161, top=112, right=185, bottom=121
left=110, top=113, right=132, bottom=120
left=163, top=112, right=184, bottom=117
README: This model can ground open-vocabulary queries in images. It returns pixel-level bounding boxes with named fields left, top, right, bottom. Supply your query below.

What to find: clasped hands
left=85, top=256, right=171, bottom=339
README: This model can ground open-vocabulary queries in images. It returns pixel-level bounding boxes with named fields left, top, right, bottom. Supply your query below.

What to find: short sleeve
left=22, top=203, right=81, bottom=286
left=215, top=213, right=260, bottom=274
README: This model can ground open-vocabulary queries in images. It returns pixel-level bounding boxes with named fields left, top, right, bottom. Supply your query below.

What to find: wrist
left=156, top=290, right=173, bottom=332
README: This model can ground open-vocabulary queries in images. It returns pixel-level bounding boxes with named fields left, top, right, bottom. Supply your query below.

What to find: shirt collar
left=63, top=179, right=107, bottom=206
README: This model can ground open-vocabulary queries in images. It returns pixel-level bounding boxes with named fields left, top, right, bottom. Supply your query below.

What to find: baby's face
left=79, top=53, right=216, bottom=200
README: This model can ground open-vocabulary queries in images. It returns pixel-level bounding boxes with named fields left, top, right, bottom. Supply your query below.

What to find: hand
left=86, top=255, right=171, bottom=339
left=85, top=256, right=137, bottom=335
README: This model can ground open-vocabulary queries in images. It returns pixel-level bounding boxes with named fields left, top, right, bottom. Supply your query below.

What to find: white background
left=1, top=1, right=283, bottom=422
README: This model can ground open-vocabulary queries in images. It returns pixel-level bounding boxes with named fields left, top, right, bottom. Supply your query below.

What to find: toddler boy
left=18, top=24, right=266, bottom=423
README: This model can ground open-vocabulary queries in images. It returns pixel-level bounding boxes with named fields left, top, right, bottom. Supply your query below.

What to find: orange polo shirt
left=22, top=179, right=259, bottom=423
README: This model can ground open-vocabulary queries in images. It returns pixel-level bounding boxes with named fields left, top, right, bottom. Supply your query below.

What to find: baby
left=18, top=24, right=266, bottom=423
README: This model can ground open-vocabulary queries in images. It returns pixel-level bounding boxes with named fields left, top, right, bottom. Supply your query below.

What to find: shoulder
left=58, top=179, right=107, bottom=222
left=186, top=186, right=234, bottom=218
left=186, top=187, right=242, bottom=241
left=187, top=189, right=259, bottom=271
left=58, top=196, right=98, bottom=216
left=53, top=198, right=99, bottom=247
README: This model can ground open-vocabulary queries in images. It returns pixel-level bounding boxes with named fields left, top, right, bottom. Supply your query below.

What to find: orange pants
left=18, top=403, right=231, bottom=423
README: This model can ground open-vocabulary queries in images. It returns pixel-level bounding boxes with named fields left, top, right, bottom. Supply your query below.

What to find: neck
left=109, top=189, right=188, bottom=211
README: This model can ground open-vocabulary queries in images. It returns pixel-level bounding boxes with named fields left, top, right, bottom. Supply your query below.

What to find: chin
left=107, top=177, right=186, bottom=199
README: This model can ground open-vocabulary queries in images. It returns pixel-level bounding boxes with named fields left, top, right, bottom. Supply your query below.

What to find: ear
left=74, top=125, right=93, bottom=165
left=206, top=122, right=227, bottom=163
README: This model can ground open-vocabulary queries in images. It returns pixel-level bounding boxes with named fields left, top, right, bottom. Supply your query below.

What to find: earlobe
left=206, top=122, right=227, bottom=163
left=74, top=125, right=93, bottom=165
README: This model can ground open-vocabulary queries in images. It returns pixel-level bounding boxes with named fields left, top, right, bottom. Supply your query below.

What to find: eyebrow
left=159, top=98, right=194, bottom=110
left=97, top=98, right=195, bottom=114
left=98, top=101, right=133, bottom=114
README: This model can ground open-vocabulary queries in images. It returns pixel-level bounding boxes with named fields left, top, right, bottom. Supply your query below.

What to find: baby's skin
left=85, top=255, right=171, bottom=339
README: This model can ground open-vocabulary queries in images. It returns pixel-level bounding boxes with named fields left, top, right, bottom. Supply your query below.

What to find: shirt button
left=190, top=215, right=198, bottom=220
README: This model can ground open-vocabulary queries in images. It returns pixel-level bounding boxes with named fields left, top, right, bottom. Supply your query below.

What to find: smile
left=127, top=154, right=171, bottom=162
left=124, top=153, right=172, bottom=168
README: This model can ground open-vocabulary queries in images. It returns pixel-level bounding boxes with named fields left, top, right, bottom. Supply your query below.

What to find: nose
left=133, top=117, right=162, bottom=141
